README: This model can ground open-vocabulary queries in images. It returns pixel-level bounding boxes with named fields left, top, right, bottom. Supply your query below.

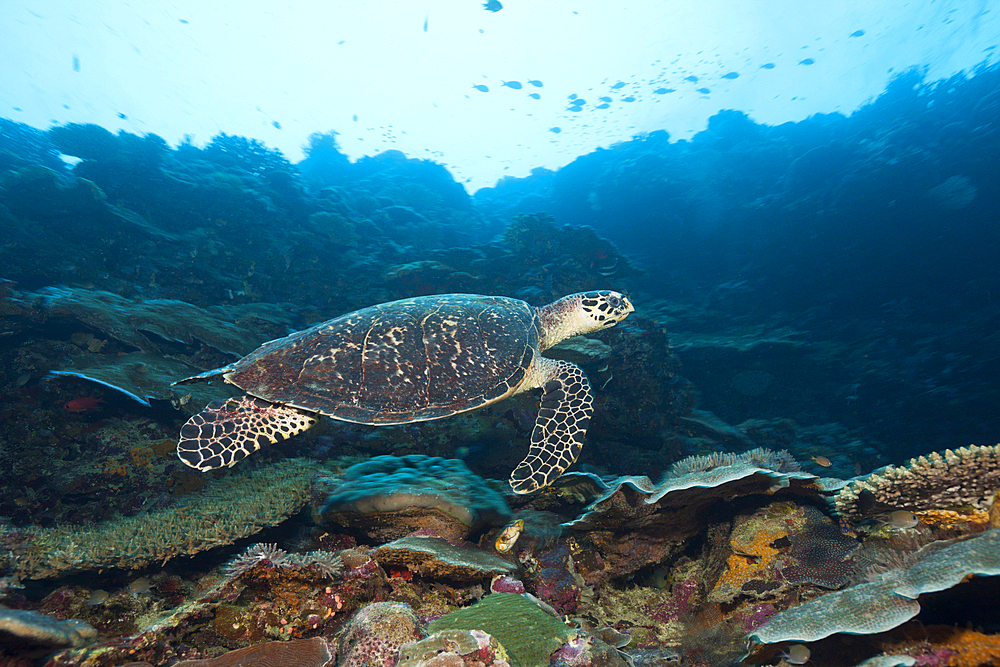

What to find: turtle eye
left=606, top=294, right=622, bottom=309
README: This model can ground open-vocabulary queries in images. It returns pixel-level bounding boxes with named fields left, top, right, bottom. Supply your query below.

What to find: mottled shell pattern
left=221, top=294, right=540, bottom=425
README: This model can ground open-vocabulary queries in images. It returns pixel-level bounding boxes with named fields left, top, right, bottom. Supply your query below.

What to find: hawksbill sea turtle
left=173, top=291, right=633, bottom=493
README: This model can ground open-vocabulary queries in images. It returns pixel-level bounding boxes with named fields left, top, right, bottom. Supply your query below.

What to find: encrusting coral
left=835, top=444, right=1000, bottom=521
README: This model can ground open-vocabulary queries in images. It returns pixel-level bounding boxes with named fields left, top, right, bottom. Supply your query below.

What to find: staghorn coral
left=836, top=444, right=1000, bottom=521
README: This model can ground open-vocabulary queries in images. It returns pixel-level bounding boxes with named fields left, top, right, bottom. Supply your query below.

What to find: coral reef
left=748, top=528, right=1000, bottom=646
left=2, top=458, right=320, bottom=578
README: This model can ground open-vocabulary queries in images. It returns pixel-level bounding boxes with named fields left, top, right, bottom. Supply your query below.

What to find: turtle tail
left=177, top=396, right=317, bottom=471
left=509, top=359, right=592, bottom=493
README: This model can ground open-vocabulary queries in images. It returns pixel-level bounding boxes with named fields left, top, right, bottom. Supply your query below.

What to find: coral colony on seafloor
left=2, top=62, right=1000, bottom=666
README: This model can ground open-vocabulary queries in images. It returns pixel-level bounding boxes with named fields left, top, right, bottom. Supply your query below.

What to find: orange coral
left=926, top=626, right=1000, bottom=667
left=915, top=508, right=990, bottom=528
left=709, top=528, right=786, bottom=601
left=129, top=446, right=155, bottom=469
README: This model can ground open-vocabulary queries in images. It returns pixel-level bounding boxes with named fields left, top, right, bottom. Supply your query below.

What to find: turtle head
left=578, top=290, right=634, bottom=330
left=538, top=290, right=634, bottom=348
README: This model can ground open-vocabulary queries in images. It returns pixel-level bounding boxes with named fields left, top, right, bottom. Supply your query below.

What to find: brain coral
left=313, top=455, right=512, bottom=542
left=836, top=445, right=1000, bottom=520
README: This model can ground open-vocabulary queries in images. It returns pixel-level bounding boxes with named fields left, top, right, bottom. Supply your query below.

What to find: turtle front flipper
left=510, top=359, right=593, bottom=494
left=177, top=396, right=317, bottom=471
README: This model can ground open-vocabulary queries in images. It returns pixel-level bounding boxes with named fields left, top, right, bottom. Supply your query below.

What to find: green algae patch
left=428, top=593, right=572, bottom=667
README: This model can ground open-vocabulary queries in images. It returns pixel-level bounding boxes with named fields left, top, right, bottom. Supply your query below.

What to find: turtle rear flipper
left=509, top=359, right=592, bottom=494
left=177, top=396, right=317, bottom=471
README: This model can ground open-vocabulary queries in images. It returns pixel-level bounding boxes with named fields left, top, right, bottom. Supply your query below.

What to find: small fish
left=528, top=93, right=540, bottom=99
left=483, top=0, right=502, bottom=11
left=850, top=29, right=865, bottom=37
left=696, top=88, right=711, bottom=94
left=622, top=96, right=636, bottom=102
left=63, top=396, right=105, bottom=412
left=761, top=62, right=776, bottom=69
left=423, top=14, right=428, bottom=32
left=128, top=577, right=153, bottom=598
left=549, top=127, right=562, bottom=134
left=684, top=75, right=699, bottom=83
left=611, top=81, right=626, bottom=89
left=878, top=510, right=919, bottom=529
left=72, top=55, right=80, bottom=72
left=653, top=88, right=674, bottom=94
left=495, top=519, right=524, bottom=553
left=599, top=96, right=612, bottom=103
left=721, top=71, right=739, bottom=79
left=799, top=58, right=815, bottom=65
left=501, top=80, right=522, bottom=89
left=527, top=79, right=543, bottom=87
left=595, top=103, right=610, bottom=109
left=472, top=84, right=489, bottom=92
left=85, top=590, right=109, bottom=606
left=779, top=644, right=811, bottom=665
left=811, top=455, right=832, bottom=467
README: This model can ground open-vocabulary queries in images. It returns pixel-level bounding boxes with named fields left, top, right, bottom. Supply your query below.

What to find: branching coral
left=836, top=444, right=1000, bottom=521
